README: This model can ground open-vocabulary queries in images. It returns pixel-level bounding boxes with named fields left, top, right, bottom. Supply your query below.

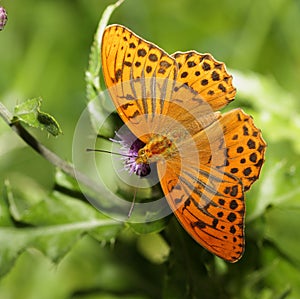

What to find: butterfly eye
left=139, top=149, right=145, bottom=155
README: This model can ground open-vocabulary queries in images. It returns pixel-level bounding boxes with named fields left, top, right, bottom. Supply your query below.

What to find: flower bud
left=0, top=7, right=8, bottom=31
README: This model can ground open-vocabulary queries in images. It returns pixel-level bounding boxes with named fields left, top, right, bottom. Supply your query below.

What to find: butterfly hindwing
left=191, top=108, right=266, bottom=191
left=157, top=160, right=245, bottom=262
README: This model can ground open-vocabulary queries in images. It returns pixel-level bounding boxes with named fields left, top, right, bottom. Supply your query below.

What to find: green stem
left=0, top=101, right=101, bottom=194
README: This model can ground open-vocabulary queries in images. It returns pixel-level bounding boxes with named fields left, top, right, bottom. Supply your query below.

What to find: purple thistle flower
left=111, top=130, right=151, bottom=177
left=0, top=7, right=7, bottom=31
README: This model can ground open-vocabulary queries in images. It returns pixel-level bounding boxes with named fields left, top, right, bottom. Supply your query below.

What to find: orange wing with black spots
left=101, top=24, right=177, bottom=142
left=157, top=159, right=245, bottom=262
left=172, top=51, right=236, bottom=111
left=101, top=26, right=236, bottom=140
left=157, top=108, right=265, bottom=262
left=101, top=24, right=266, bottom=262
left=191, top=108, right=266, bottom=191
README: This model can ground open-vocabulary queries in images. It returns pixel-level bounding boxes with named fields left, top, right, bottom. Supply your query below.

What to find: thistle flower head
left=111, top=130, right=151, bottom=177
left=0, top=7, right=7, bottom=31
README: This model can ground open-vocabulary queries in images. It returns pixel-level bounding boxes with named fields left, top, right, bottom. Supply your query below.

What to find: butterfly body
left=101, top=24, right=266, bottom=262
left=136, top=134, right=176, bottom=164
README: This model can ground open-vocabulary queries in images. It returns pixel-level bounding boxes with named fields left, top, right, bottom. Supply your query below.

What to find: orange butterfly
left=101, top=24, right=266, bottom=262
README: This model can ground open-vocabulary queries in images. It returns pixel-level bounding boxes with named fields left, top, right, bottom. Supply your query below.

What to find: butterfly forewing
left=101, top=25, right=226, bottom=140
left=172, top=51, right=236, bottom=111
left=101, top=25, right=178, bottom=141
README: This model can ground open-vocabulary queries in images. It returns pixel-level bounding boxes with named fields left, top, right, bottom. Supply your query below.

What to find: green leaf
left=4, top=177, right=45, bottom=221
left=0, top=181, right=14, bottom=227
left=13, top=98, right=62, bottom=136
left=260, top=247, right=298, bottom=298
left=265, top=204, right=300, bottom=264
left=86, top=0, right=125, bottom=102
left=87, top=92, right=121, bottom=138
left=232, top=70, right=300, bottom=153
left=247, top=138, right=300, bottom=221
left=162, top=219, right=218, bottom=299
left=54, top=168, right=82, bottom=195
left=128, top=217, right=170, bottom=235
left=0, top=181, right=123, bottom=278
left=85, top=0, right=125, bottom=136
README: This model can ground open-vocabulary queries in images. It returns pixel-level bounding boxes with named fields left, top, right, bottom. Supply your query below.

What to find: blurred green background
left=1, top=0, right=300, bottom=298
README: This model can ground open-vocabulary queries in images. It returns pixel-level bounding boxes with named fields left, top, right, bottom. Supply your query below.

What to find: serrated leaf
left=0, top=183, right=123, bottom=278
left=13, top=98, right=62, bottom=136
left=86, top=0, right=125, bottom=102
left=37, top=111, right=62, bottom=136
left=85, top=0, right=125, bottom=136
left=4, top=177, right=45, bottom=221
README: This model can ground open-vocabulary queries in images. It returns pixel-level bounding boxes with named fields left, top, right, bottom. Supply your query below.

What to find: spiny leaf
left=0, top=180, right=122, bottom=278
left=85, top=0, right=125, bottom=136
left=86, top=0, right=125, bottom=102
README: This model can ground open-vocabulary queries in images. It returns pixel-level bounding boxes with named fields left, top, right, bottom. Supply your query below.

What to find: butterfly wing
left=149, top=50, right=238, bottom=138
left=101, top=25, right=266, bottom=262
left=101, top=25, right=227, bottom=141
left=157, top=108, right=265, bottom=262
left=157, top=158, right=245, bottom=262
left=193, top=108, right=266, bottom=191
left=172, top=51, right=236, bottom=111
left=101, top=25, right=178, bottom=142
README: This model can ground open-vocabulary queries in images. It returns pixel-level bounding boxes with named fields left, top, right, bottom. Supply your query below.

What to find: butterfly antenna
left=86, top=148, right=134, bottom=158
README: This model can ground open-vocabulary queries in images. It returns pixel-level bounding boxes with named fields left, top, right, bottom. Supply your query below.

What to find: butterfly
left=101, top=24, right=266, bottom=262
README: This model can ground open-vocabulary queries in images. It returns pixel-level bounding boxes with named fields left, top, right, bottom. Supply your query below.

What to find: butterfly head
left=135, top=135, right=176, bottom=165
